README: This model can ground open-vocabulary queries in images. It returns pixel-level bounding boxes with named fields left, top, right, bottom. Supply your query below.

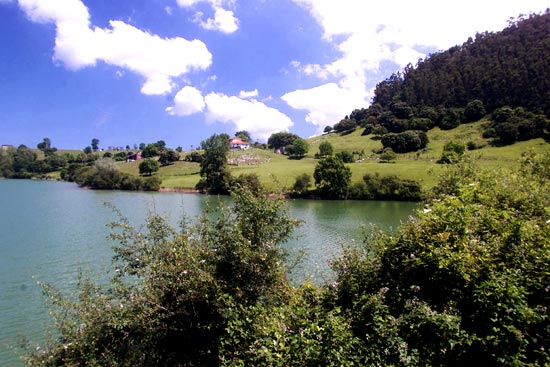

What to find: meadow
left=115, top=119, right=548, bottom=192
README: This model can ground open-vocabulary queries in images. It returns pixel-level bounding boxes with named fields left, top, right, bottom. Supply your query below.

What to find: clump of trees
left=196, top=133, right=232, bottom=194
left=72, top=159, right=161, bottom=191
left=24, top=151, right=550, bottom=366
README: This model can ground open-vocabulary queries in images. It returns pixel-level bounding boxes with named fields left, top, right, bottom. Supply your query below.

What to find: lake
left=0, top=179, right=417, bottom=366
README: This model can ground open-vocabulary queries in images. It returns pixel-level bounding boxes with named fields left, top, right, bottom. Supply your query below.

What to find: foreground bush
left=330, top=150, right=550, bottom=366
left=24, top=187, right=298, bottom=366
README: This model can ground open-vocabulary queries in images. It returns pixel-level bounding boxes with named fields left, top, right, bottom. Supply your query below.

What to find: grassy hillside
left=147, top=118, right=547, bottom=191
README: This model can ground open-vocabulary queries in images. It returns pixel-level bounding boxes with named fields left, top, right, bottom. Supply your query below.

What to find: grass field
left=149, top=119, right=548, bottom=191
left=46, top=119, right=548, bottom=192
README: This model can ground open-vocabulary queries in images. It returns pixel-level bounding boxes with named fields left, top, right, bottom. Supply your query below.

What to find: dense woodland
left=332, top=11, right=550, bottom=149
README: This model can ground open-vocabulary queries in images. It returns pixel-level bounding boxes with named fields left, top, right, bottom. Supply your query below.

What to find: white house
left=229, top=137, right=250, bottom=150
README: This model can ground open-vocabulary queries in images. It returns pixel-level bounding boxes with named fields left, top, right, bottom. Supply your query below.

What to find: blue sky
left=1, top=0, right=548, bottom=150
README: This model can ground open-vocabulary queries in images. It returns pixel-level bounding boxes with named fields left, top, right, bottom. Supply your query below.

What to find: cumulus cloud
left=282, top=83, right=369, bottom=133
left=204, top=93, right=293, bottom=141
left=238, top=89, right=258, bottom=99
left=177, top=0, right=239, bottom=34
left=17, top=0, right=212, bottom=95
left=166, top=86, right=206, bottom=116
left=286, top=0, right=548, bottom=128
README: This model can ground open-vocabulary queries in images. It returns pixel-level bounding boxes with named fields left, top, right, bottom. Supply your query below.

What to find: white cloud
left=281, top=82, right=370, bottom=132
left=166, top=86, right=206, bottom=116
left=177, top=0, right=239, bottom=33
left=17, top=0, right=212, bottom=95
left=287, top=0, right=549, bottom=129
left=204, top=93, right=293, bottom=141
left=238, top=89, right=258, bottom=99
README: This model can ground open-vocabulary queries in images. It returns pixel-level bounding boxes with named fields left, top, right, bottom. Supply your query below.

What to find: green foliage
left=91, top=138, right=99, bottom=152
left=488, top=106, right=549, bottom=145
left=464, top=99, right=486, bottom=122
left=437, top=141, right=466, bottom=164
left=333, top=118, right=357, bottom=133
left=235, top=130, right=252, bottom=142
left=184, top=150, right=204, bottom=163
left=354, top=173, right=423, bottom=201
left=25, top=187, right=298, bottom=367
left=287, top=138, right=309, bottom=159
left=197, top=133, right=232, bottom=194
left=317, top=141, right=334, bottom=158
left=292, top=173, right=311, bottom=196
left=313, top=156, right=352, bottom=199
left=381, top=131, right=429, bottom=153
left=330, top=152, right=550, bottom=366
left=139, top=159, right=160, bottom=176
left=267, top=132, right=299, bottom=151
left=220, top=284, right=363, bottom=366
left=141, top=144, right=159, bottom=158
left=371, top=11, right=550, bottom=116
left=379, top=149, right=397, bottom=163
left=232, top=173, right=263, bottom=195
left=335, top=150, right=354, bottom=163
left=158, top=149, right=179, bottom=166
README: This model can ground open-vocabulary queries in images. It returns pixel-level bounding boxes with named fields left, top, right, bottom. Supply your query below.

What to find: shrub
left=292, top=173, right=311, bottom=196
left=331, top=153, right=550, bottom=366
left=335, top=150, right=354, bottom=163
left=25, top=187, right=299, bottom=367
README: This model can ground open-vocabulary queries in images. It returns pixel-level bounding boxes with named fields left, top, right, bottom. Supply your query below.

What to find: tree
left=287, top=138, right=309, bottom=159
left=83, top=146, right=92, bottom=155
left=91, top=138, right=100, bottom=152
left=196, top=133, right=231, bottom=194
left=36, top=138, right=51, bottom=150
left=335, top=150, right=354, bottom=163
left=292, top=173, right=311, bottom=196
left=313, top=156, right=352, bottom=199
left=37, top=138, right=57, bottom=156
left=267, top=132, right=299, bottom=152
left=438, top=140, right=466, bottom=164
left=333, top=118, right=357, bottom=133
left=318, top=141, right=334, bottom=158
left=235, top=130, right=252, bottom=142
left=464, top=99, right=486, bottom=122
left=158, top=150, right=180, bottom=166
left=142, top=144, right=160, bottom=158
left=139, top=159, right=160, bottom=176
left=323, top=125, right=333, bottom=134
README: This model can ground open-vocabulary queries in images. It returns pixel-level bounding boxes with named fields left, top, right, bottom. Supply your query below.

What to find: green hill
left=152, top=118, right=547, bottom=192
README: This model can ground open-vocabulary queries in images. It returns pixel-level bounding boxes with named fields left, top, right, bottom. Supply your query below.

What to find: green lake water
left=0, top=179, right=417, bottom=366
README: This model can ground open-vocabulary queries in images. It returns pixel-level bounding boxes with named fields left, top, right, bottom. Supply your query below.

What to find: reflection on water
left=0, top=180, right=417, bottom=366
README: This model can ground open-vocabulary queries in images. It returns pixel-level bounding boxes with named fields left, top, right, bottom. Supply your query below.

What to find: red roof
left=229, top=137, right=249, bottom=145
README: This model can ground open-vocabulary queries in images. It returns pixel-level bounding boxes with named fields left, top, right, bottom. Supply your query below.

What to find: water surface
left=0, top=180, right=417, bottom=365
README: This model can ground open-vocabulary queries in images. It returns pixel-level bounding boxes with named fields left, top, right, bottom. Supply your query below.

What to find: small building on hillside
left=126, top=151, right=142, bottom=162
left=1, top=144, right=15, bottom=151
left=229, top=137, right=250, bottom=150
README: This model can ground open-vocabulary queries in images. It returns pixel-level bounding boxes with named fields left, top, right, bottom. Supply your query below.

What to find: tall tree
left=91, top=138, right=100, bottom=152
left=313, top=156, right=352, bottom=199
left=196, top=133, right=231, bottom=194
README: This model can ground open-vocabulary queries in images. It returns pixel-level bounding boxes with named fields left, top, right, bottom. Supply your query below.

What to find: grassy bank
left=149, top=119, right=548, bottom=191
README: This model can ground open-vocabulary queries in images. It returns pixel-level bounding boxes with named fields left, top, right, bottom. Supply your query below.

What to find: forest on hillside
left=333, top=10, right=550, bottom=150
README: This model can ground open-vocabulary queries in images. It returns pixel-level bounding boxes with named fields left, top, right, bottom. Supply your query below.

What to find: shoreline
left=159, top=187, right=201, bottom=194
